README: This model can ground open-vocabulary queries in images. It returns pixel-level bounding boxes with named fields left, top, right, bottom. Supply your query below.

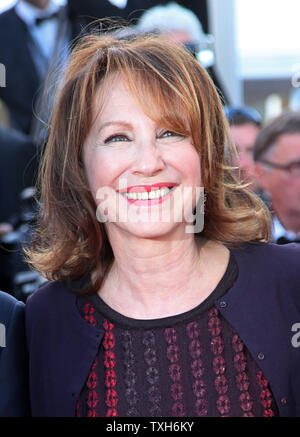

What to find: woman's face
left=83, top=76, right=202, bottom=239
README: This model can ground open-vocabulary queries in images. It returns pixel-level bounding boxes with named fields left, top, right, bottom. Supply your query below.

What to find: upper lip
left=117, top=183, right=179, bottom=193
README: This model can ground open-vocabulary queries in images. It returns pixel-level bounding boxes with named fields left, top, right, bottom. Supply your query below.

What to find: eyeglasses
left=259, top=159, right=300, bottom=177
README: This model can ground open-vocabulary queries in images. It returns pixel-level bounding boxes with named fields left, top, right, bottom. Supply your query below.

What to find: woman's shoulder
left=210, top=239, right=299, bottom=284
left=231, top=241, right=300, bottom=273
left=25, top=280, right=75, bottom=319
left=230, top=241, right=300, bottom=306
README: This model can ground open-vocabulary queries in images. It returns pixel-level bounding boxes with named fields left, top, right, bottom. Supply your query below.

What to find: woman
left=25, top=31, right=300, bottom=417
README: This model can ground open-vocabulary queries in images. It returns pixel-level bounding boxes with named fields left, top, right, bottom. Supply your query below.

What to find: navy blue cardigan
left=25, top=242, right=300, bottom=417
left=0, top=291, right=30, bottom=416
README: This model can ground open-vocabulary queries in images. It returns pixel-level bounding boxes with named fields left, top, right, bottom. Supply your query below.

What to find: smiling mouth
left=117, top=183, right=179, bottom=205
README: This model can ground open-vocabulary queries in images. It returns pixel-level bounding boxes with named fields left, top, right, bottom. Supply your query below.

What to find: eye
left=162, top=131, right=175, bottom=137
left=159, top=130, right=184, bottom=139
left=104, top=134, right=130, bottom=144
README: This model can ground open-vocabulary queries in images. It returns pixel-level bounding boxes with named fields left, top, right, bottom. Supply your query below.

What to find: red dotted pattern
left=257, top=370, right=276, bottom=417
left=103, top=319, right=119, bottom=417
left=83, top=301, right=96, bottom=327
left=81, top=302, right=99, bottom=417
left=208, top=308, right=231, bottom=416
left=232, top=332, right=254, bottom=416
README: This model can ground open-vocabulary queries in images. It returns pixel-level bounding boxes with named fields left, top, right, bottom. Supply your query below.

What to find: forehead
left=91, top=72, right=190, bottom=133
left=93, top=75, right=133, bottom=116
left=272, top=132, right=300, bottom=160
left=92, top=75, right=158, bottom=131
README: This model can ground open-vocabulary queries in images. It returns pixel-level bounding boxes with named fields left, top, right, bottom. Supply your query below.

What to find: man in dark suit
left=0, top=290, right=30, bottom=416
left=0, top=5, right=40, bottom=134
left=0, top=0, right=85, bottom=136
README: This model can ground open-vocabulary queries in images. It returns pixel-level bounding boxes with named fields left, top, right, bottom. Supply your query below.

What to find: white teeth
left=127, top=192, right=138, bottom=200
left=160, top=187, right=169, bottom=197
left=123, top=187, right=172, bottom=200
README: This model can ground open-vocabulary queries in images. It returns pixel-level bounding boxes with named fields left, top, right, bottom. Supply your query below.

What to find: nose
left=131, top=139, right=165, bottom=177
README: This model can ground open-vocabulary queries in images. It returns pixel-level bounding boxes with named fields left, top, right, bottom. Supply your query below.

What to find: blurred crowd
left=0, top=0, right=299, bottom=301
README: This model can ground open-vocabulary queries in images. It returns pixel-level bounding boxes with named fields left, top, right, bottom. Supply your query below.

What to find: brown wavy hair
left=25, top=29, right=272, bottom=294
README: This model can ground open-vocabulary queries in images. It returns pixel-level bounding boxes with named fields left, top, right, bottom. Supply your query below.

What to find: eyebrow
left=97, top=121, right=133, bottom=134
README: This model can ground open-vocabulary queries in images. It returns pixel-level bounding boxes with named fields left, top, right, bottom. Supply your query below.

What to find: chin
left=119, top=221, right=183, bottom=240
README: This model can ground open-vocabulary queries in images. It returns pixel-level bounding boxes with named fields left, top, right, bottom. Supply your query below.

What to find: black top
left=76, top=252, right=279, bottom=417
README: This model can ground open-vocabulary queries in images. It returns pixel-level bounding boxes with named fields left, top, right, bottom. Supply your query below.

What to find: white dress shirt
left=272, top=215, right=300, bottom=242
left=108, top=0, right=128, bottom=9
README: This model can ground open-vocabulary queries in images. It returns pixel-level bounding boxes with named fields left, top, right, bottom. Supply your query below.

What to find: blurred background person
left=0, top=0, right=73, bottom=138
left=0, top=127, right=38, bottom=295
left=224, top=106, right=263, bottom=194
left=254, top=111, right=300, bottom=244
left=135, top=1, right=214, bottom=70
left=0, top=126, right=37, bottom=225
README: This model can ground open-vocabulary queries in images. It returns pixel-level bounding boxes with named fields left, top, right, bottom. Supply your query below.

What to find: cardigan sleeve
left=0, top=291, right=30, bottom=417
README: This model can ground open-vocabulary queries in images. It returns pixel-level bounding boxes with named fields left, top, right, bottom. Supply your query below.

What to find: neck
left=98, top=226, right=229, bottom=319
left=24, top=0, right=50, bottom=10
left=101, top=232, right=201, bottom=316
left=276, top=211, right=300, bottom=235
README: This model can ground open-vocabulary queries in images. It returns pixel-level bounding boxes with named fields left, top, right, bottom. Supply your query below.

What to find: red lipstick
left=118, top=183, right=179, bottom=206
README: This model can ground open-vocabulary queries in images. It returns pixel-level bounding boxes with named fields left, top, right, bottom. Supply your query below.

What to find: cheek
left=84, top=155, right=103, bottom=195
left=190, top=158, right=202, bottom=186
left=84, top=149, right=128, bottom=195
left=267, top=173, right=289, bottom=197
left=280, top=178, right=300, bottom=199
left=83, top=152, right=115, bottom=198
left=172, top=148, right=201, bottom=185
